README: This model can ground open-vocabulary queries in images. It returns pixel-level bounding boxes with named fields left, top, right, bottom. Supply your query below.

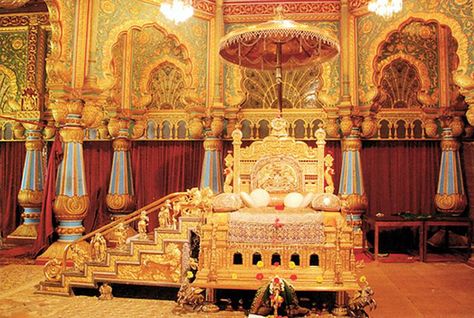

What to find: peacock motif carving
left=241, top=65, right=323, bottom=109
left=147, top=62, right=187, bottom=110
left=379, top=58, right=423, bottom=109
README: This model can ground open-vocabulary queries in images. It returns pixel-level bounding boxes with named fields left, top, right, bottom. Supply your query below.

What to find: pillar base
left=35, top=240, right=90, bottom=263
left=7, top=223, right=38, bottom=240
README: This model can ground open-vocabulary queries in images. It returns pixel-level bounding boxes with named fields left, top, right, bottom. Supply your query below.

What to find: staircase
left=37, top=189, right=211, bottom=296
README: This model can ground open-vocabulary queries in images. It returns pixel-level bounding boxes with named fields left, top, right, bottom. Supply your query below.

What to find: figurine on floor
left=98, top=283, right=113, bottom=300
left=348, top=276, right=376, bottom=318
left=138, top=210, right=149, bottom=240
left=250, top=276, right=309, bottom=317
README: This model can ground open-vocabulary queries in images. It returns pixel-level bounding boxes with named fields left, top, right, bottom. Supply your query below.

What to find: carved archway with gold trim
left=99, top=20, right=199, bottom=92
left=362, top=12, right=470, bottom=104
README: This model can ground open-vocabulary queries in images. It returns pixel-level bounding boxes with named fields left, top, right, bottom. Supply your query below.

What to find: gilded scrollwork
left=70, top=244, right=88, bottom=272
left=43, top=258, right=63, bottom=282
left=53, top=195, right=89, bottom=219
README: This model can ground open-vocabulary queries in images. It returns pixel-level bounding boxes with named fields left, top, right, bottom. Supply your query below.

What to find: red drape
left=132, top=141, right=204, bottom=229
left=362, top=141, right=441, bottom=216
left=82, top=141, right=114, bottom=233
left=0, top=142, right=25, bottom=237
left=0, top=138, right=443, bottom=244
left=32, top=134, right=62, bottom=256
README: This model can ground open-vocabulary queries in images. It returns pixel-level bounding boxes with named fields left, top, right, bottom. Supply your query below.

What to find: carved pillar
left=53, top=99, right=89, bottom=243
left=435, top=128, right=467, bottom=215
left=200, top=137, right=223, bottom=194
left=8, top=123, right=44, bottom=240
left=105, top=119, right=135, bottom=236
left=338, top=127, right=367, bottom=246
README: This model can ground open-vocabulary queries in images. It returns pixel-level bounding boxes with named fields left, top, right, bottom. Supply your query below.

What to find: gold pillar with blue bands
left=435, top=128, right=467, bottom=214
left=106, top=128, right=135, bottom=215
left=200, top=137, right=223, bottom=193
left=338, top=128, right=367, bottom=225
left=11, top=127, right=44, bottom=238
left=53, top=99, right=89, bottom=242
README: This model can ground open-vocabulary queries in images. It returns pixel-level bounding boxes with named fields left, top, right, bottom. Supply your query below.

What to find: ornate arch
left=100, top=20, right=197, bottom=91
left=362, top=13, right=470, bottom=103
left=373, top=53, right=434, bottom=110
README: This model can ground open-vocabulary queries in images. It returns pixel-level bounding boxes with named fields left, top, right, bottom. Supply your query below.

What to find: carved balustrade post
left=8, top=122, right=44, bottom=240
left=435, top=127, right=467, bottom=215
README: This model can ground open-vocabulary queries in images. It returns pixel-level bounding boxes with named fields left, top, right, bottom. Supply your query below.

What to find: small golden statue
left=324, top=154, right=335, bottom=194
left=223, top=152, right=234, bottom=193
left=159, top=200, right=171, bottom=228
left=90, top=233, right=107, bottom=263
left=115, top=223, right=127, bottom=250
left=98, top=283, right=113, bottom=300
left=138, top=210, right=149, bottom=240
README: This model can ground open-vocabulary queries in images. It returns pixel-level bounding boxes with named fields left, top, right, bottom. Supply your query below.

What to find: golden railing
left=58, top=191, right=189, bottom=274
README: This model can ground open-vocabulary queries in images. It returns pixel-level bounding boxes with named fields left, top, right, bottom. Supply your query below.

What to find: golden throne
left=193, top=118, right=359, bottom=293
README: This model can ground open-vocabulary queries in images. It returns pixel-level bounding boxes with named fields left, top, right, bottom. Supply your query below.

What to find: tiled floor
left=364, top=261, right=474, bottom=317
left=0, top=261, right=473, bottom=317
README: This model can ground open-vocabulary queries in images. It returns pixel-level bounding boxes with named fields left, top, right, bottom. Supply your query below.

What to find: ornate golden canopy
left=219, top=6, right=340, bottom=113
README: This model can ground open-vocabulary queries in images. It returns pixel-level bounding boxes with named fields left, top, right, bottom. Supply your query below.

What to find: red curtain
left=83, top=141, right=114, bottom=233
left=132, top=141, right=204, bottom=228
left=0, top=142, right=25, bottom=237
left=0, top=139, right=443, bottom=240
left=362, top=141, right=441, bottom=216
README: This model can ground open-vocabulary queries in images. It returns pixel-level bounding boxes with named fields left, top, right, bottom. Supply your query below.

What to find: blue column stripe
left=126, top=151, right=134, bottom=195
left=339, top=151, right=347, bottom=194
left=437, top=152, right=446, bottom=193
left=117, top=151, right=125, bottom=194
left=347, top=152, right=354, bottom=194
left=109, top=151, right=118, bottom=193
left=446, top=151, right=454, bottom=194
left=76, top=143, right=87, bottom=196
left=455, top=153, right=464, bottom=194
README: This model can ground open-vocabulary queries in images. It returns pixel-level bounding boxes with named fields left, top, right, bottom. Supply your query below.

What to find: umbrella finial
left=274, top=5, right=285, bottom=20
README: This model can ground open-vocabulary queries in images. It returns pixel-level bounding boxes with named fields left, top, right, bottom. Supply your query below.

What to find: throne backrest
left=231, top=118, right=326, bottom=195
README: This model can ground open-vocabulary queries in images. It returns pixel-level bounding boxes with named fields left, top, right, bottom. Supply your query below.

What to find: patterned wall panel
left=357, top=0, right=474, bottom=105
left=0, top=29, right=28, bottom=112
left=93, top=0, right=209, bottom=105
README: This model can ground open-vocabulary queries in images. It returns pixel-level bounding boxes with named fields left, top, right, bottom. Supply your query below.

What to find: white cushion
left=240, top=192, right=257, bottom=208
left=284, top=192, right=304, bottom=208
left=212, top=193, right=243, bottom=212
left=300, top=192, right=314, bottom=208
left=250, top=188, right=271, bottom=208
left=311, top=193, right=341, bottom=211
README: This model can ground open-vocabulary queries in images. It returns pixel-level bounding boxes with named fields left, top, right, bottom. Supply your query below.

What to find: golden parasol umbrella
left=219, top=6, right=340, bottom=115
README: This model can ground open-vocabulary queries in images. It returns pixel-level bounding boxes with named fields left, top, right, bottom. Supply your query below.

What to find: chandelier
left=160, top=0, right=194, bottom=24
left=368, top=0, right=403, bottom=18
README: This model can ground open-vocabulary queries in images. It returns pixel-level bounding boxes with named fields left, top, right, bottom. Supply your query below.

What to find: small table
left=423, top=217, right=472, bottom=262
left=363, top=216, right=424, bottom=261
